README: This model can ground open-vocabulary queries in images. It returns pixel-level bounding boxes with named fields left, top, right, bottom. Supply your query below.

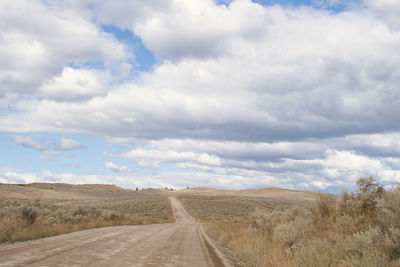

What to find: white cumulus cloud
left=12, top=135, right=46, bottom=151
left=105, top=162, right=132, bottom=173
left=1, top=0, right=400, bottom=192
left=57, top=137, right=84, bottom=151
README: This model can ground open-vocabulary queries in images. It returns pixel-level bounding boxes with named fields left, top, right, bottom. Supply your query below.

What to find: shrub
left=195, top=177, right=400, bottom=266
left=357, top=176, right=385, bottom=196
left=73, top=207, right=88, bottom=216
left=21, top=207, right=37, bottom=225
left=338, top=176, right=385, bottom=220
left=0, top=187, right=173, bottom=244
left=316, top=194, right=336, bottom=219
left=273, top=217, right=310, bottom=248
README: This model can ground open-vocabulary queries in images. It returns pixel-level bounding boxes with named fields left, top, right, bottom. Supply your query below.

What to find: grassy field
left=177, top=179, right=400, bottom=266
left=176, top=187, right=321, bottom=266
left=0, top=183, right=174, bottom=243
left=176, top=194, right=299, bottom=223
left=3, top=180, right=399, bottom=266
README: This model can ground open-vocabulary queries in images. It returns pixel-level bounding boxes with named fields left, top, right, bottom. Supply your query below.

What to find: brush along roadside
left=178, top=178, right=400, bottom=266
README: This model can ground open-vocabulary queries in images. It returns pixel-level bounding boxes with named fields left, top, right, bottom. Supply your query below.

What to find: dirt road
left=0, top=197, right=228, bottom=267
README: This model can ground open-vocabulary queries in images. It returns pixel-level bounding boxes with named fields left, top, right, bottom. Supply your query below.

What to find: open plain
left=0, top=183, right=325, bottom=266
left=0, top=183, right=174, bottom=243
left=175, top=182, right=400, bottom=266
left=1, top=182, right=399, bottom=266
left=0, top=194, right=228, bottom=267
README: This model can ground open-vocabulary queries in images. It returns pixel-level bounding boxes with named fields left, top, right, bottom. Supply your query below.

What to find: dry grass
left=177, top=187, right=322, bottom=202
left=0, top=183, right=174, bottom=243
left=178, top=178, right=400, bottom=267
left=176, top=194, right=298, bottom=223
left=177, top=193, right=307, bottom=266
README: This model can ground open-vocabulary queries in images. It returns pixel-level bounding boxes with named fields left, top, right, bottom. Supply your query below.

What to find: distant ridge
left=0, top=183, right=336, bottom=202
left=182, top=186, right=336, bottom=202
left=0, top=183, right=134, bottom=200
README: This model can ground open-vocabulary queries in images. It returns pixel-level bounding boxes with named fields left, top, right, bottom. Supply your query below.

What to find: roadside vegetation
left=179, top=177, right=400, bottom=266
left=0, top=184, right=174, bottom=243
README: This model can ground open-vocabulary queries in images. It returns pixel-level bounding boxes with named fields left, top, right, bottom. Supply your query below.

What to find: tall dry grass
left=0, top=190, right=174, bottom=243
left=187, top=177, right=400, bottom=266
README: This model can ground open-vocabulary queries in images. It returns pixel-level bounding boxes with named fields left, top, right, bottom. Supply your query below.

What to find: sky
left=1, top=0, right=400, bottom=193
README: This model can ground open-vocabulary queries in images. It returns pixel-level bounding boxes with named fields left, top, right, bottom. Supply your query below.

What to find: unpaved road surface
left=0, top=197, right=227, bottom=267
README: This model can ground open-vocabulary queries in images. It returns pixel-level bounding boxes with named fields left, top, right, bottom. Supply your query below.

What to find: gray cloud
left=57, top=137, right=85, bottom=151
left=1, top=0, right=400, bottom=191
left=147, top=139, right=327, bottom=161
left=0, top=0, right=128, bottom=103
left=105, top=162, right=132, bottom=173
left=2, top=0, right=399, bottom=141
left=365, top=0, right=400, bottom=30
left=137, top=160, right=160, bottom=170
left=123, top=149, right=222, bottom=166
left=11, top=135, right=84, bottom=157
left=12, top=135, right=46, bottom=151
left=134, top=0, right=268, bottom=60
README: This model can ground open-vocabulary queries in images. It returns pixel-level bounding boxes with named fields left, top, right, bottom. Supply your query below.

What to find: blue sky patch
left=215, top=0, right=355, bottom=13
left=102, top=25, right=157, bottom=72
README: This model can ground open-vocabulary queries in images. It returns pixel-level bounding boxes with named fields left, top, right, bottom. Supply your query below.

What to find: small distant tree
left=136, top=187, right=139, bottom=191
left=356, top=176, right=384, bottom=197
left=339, top=176, right=386, bottom=217
left=356, top=176, right=385, bottom=215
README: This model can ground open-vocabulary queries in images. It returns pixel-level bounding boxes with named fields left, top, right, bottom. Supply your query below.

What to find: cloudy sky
left=1, top=0, right=400, bottom=193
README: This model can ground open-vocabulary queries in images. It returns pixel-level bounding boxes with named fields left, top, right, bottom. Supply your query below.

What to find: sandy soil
left=0, top=197, right=228, bottom=267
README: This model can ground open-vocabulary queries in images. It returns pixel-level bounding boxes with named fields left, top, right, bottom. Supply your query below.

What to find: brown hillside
left=177, top=186, right=336, bottom=203
left=0, top=183, right=136, bottom=200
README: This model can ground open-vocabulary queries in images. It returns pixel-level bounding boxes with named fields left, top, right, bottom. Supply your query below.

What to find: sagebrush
left=180, top=177, right=400, bottom=266
left=0, top=185, right=173, bottom=243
